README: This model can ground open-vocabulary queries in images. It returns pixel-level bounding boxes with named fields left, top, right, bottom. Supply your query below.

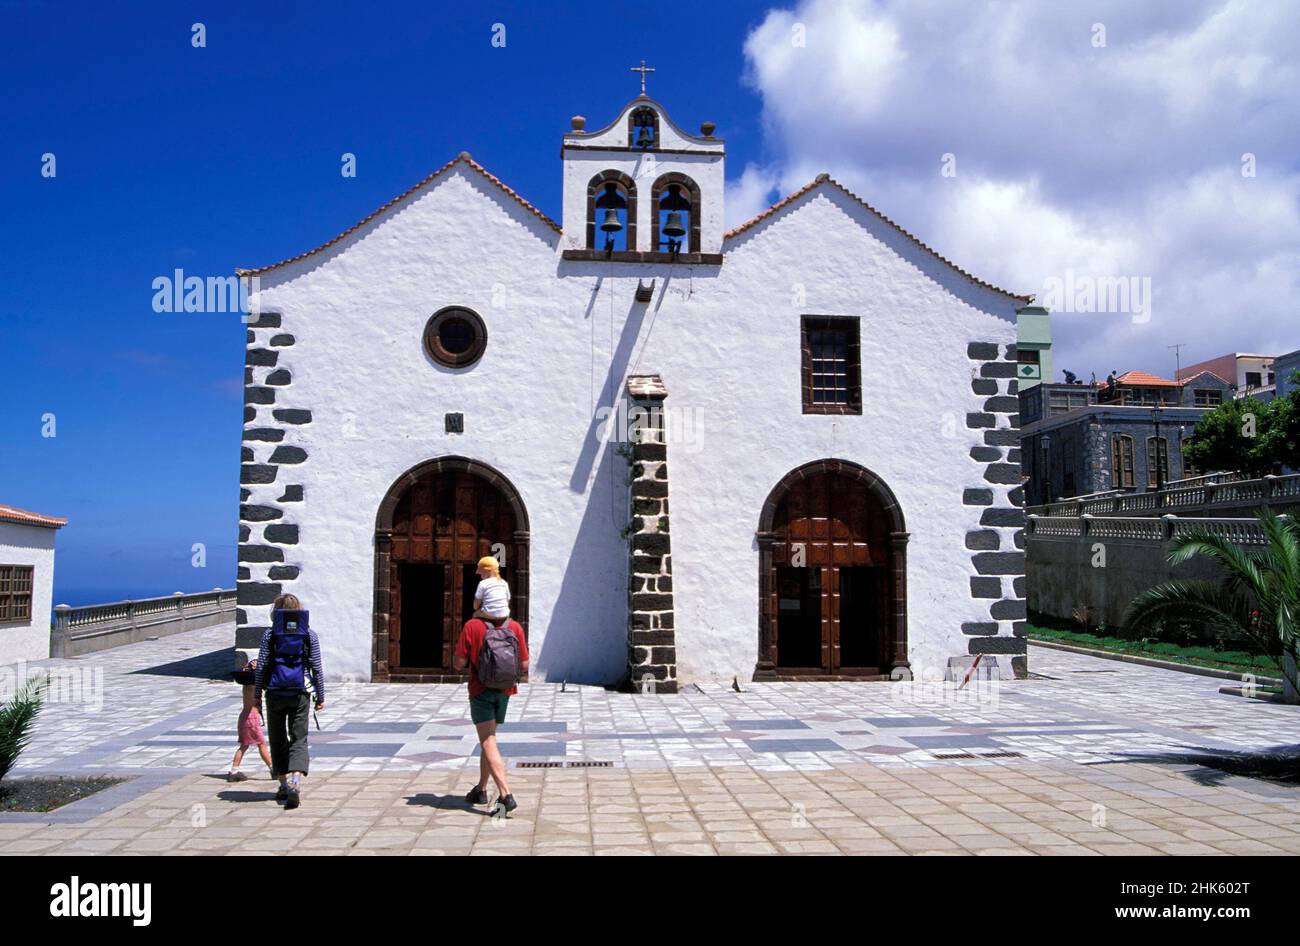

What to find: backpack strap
left=302, top=629, right=312, bottom=696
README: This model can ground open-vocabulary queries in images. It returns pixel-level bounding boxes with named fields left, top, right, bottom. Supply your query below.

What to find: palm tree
left=1123, top=509, right=1299, bottom=703
left=0, top=675, right=46, bottom=783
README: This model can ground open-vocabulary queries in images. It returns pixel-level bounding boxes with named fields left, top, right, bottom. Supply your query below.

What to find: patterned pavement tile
left=6, top=622, right=1299, bottom=787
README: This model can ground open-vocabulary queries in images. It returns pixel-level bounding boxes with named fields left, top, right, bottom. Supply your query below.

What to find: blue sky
left=0, top=2, right=778, bottom=604
left=3, top=1, right=1295, bottom=606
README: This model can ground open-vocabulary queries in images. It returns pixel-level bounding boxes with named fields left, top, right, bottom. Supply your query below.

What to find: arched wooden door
left=373, top=458, right=529, bottom=682
left=755, top=460, right=909, bottom=681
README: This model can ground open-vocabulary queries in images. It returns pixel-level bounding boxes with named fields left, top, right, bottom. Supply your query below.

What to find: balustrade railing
left=1026, top=514, right=1270, bottom=545
left=51, top=588, right=237, bottom=657
left=1027, top=473, right=1299, bottom=518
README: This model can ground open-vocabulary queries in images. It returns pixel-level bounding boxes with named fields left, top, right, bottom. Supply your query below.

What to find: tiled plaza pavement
left=2, top=623, right=1297, bottom=854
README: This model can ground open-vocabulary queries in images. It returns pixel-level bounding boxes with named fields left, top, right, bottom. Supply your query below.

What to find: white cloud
left=725, top=163, right=781, bottom=230
left=736, top=0, right=1300, bottom=376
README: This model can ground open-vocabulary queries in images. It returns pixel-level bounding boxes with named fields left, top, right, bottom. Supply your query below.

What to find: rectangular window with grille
left=0, top=565, right=35, bottom=624
left=1194, top=389, right=1222, bottom=407
left=801, top=316, right=861, bottom=414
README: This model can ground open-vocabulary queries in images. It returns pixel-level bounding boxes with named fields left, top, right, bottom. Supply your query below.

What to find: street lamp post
left=1041, top=433, right=1052, bottom=504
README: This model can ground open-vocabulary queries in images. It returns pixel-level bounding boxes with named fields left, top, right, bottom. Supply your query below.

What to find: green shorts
left=470, top=690, right=510, bottom=725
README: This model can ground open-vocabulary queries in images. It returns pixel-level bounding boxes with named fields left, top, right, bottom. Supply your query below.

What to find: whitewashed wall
left=243, top=162, right=1019, bottom=685
left=0, top=522, right=57, bottom=665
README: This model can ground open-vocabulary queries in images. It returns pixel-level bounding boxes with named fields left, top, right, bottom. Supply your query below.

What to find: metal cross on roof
left=630, top=59, right=655, bottom=95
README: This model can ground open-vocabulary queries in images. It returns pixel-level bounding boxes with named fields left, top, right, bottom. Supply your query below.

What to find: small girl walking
left=472, top=555, right=510, bottom=621
left=228, top=659, right=273, bottom=781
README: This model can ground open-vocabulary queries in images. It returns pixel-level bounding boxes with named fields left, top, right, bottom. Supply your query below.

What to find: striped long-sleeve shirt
left=253, top=627, right=325, bottom=703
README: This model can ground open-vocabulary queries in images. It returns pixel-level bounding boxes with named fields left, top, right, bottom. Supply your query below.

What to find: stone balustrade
left=51, top=588, right=236, bottom=657
left=1026, top=514, right=1270, bottom=545
left=1027, top=472, right=1299, bottom=519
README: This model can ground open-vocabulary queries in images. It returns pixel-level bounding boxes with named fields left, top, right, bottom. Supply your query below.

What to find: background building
left=1275, top=348, right=1300, bottom=401
left=1177, top=351, right=1276, bottom=400
left=1019, top=370, right=1235, bottom=505
left=1014, top=305, right=1051, bottom=389
left=0, top=504, right=66, bottom=664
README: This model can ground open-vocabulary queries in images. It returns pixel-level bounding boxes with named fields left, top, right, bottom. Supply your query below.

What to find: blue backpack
left=267, top=609, right=311, bottom=693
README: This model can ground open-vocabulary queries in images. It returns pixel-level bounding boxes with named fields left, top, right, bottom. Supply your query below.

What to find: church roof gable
left=235, top=153, right=561, bottom=277
left=724, top=175, right=1032, bottom=304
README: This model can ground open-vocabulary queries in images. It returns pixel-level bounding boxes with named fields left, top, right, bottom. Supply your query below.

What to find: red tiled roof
left=235, top=153, right=562, bottom=277
left=0, top=504, right=67, bottom=529
left=723, top=174, right=1033, bottom=303
left=1094, top=369, right=1234, bottom=389
left=1111, top=370, right=1181, bottom=387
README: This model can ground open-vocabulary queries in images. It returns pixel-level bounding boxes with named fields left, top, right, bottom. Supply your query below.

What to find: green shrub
left=1124, top=509, right=1299, bottom=701
left=0, top=676, right=46, bottom=783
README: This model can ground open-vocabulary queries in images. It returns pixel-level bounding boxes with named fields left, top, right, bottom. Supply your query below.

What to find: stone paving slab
left=3, top=622, right=1298, bottom=855
left=9, top=623, right=1297, bottom=777
left=1, top=760, right=1297, bottom=855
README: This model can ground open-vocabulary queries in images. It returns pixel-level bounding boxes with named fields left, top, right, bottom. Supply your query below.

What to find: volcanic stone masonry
left=236, top=310, right=309, bottom=662
left=625, top=374, right=678, bottom=694
left=962, top=341, right=1028, bottom=678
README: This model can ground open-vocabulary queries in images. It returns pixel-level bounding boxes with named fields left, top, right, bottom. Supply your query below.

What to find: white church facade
left=235, top=92, right=1032, bottom=691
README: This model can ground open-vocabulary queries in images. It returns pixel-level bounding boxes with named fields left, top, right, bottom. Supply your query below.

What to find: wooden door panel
left=822, top=566, right=837, bottom=672
left=440, top=562, right=454, bottom=668
left=389, top=561, right=402, bottom=669
left=771, top=470, right=892, bottom=675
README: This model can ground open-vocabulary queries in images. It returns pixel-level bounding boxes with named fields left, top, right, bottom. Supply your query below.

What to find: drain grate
left=515, top=760, right=613, bottom=769
left=933, top=751, right=1024, bottom=760
left=980, top=751, right=1023, bottom=758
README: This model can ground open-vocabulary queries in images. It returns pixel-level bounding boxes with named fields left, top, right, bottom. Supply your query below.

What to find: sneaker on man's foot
left=227, top=770, right=247, bottom=782
left=492, top=793, right=518, bottom=817
left=284, top=784, right=300, bottom=810
left=465, top=785, right=489, bottom=806
left=275, top=783, right=289, bottom=802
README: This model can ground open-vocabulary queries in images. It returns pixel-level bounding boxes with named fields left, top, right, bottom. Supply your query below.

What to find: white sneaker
left=227, top=770, right=248, bottom=782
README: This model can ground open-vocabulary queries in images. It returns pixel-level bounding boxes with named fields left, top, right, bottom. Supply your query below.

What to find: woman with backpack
left=452, top=592, right=529, bottom=816
left=253, top=593, right=325, bottom=810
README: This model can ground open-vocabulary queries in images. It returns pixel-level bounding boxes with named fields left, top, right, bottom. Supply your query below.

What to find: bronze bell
left=636, top=126, right=653, bottom=148
left=600, top=209, right=623, bottom=233
left=663, top=211, right=686, bottom=239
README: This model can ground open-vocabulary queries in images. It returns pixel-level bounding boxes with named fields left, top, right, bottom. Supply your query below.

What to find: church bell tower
left=559, top=63, right=725, bottom=264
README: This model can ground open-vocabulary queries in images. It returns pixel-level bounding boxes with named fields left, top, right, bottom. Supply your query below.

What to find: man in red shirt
left=453, top=614, right=529, bottom=813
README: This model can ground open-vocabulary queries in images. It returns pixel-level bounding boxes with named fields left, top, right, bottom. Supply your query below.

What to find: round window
left=424, top=307, right=487, bottom=367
